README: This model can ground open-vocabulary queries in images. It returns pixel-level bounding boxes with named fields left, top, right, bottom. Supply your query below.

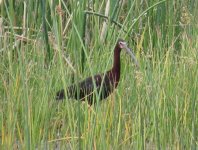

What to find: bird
left=56, top=39, right=139, bottom=105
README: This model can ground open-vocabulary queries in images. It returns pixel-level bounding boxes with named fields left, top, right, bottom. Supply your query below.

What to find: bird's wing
left=79, top=73, right=113, bottom=95
left=79, top=74, right=103, bottom=92
left=67, top=73, right=113, bottom=100
left=66, top=75, right=102, bottom=97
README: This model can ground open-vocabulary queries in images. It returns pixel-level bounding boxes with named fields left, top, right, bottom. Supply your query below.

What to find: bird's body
left=56, top=39, right=138, bottom=105
left=59, top=70, right=118, bottom=105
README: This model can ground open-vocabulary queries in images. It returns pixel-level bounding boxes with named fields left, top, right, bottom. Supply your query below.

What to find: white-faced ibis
left=56, top=39, right=139, bottom=105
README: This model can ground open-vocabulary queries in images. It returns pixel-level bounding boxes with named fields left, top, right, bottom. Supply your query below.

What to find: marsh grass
left=0, top=0, right=197, bottom=149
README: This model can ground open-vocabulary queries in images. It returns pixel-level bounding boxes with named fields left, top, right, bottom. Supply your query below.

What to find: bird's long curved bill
left=124, top=46, right=139, bottom=68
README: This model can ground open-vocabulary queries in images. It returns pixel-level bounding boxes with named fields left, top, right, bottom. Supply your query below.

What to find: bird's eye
left=119, top=41, right=125, bottom=48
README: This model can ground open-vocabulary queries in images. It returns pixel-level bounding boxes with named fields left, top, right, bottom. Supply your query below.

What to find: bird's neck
left=111, top=47, right=121, bottom=84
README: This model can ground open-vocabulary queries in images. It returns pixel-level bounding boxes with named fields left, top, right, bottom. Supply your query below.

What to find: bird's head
left=117, top=39, right=128, bottom=49
left=117, top=39, right=139, bottom=68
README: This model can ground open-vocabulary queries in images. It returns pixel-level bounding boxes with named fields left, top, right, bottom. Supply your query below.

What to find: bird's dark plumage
left=56, top=39, right=138, bottom=105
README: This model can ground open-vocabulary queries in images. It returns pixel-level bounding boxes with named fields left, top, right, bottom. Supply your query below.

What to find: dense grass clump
left=0, top=0, right=197, bottom=149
